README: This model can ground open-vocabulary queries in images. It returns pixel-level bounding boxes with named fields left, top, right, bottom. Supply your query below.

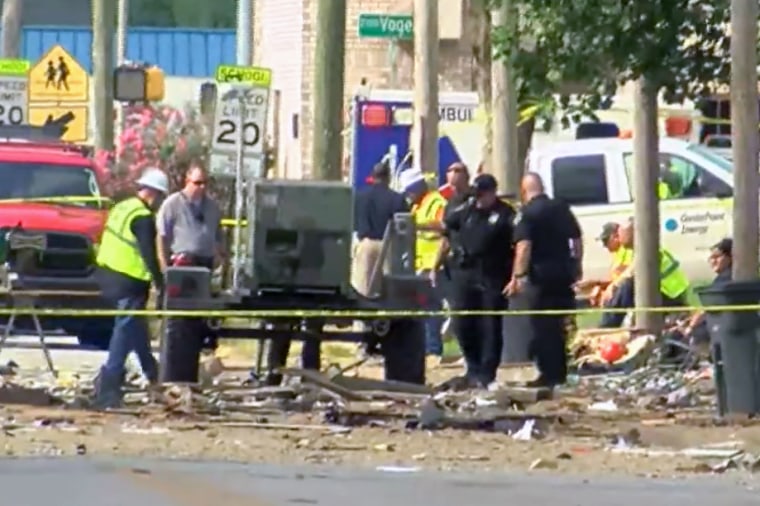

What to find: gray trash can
left=502, top=285, right=536, bottom=364
left=697, top=280, right=760, bottom=416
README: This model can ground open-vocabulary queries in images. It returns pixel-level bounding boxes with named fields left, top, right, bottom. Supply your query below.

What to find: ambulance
left=347, top=89, right=485, bottom=190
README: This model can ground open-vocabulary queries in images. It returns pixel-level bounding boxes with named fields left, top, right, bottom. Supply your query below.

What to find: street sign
left=0, top=59, right=30, bottom=126
left=210, top=65, right=272, bottom=179
left=358, top=13, right=413, bottom=39
left=28, top=105, right=88, bottom=142
left=29, top=45, right=89, bottom=103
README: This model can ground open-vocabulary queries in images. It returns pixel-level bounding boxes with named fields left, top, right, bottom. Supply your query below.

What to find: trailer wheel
left=382, top=318, right=426, bottom=385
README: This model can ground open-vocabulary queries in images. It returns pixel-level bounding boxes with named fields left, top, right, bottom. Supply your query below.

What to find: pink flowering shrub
left=95, top=103, right=216, bottom=201
left=94, top=102, right=275, bottom=206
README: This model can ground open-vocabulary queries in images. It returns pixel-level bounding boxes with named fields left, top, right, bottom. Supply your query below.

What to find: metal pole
left=236, top=0, right=253, bottom=66
left=92, top=0, right=115, bottom=151
left=1, top=0, right=23, bottom=59
left=115, top=0, right=129, bottom=159
left=730, top=0, right=759, bottom=280
left=116, top=0, right=128, bottom=64
left=231, top=92, right=246, bottom=292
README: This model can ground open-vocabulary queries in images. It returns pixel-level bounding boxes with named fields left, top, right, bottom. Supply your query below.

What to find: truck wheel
left=382, top=318, right=426, bottom=385
left=159, top=318, right=203, bottom=383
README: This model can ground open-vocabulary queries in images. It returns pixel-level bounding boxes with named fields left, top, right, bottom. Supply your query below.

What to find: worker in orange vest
left=575, top=222, right=633, bottom=307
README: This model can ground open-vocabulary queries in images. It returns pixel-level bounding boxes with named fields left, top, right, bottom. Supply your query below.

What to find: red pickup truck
left=0, top=136, right=113, bottom=349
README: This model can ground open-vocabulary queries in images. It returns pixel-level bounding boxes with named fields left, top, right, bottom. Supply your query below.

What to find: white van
left=527, top=137, right=734, bottom=284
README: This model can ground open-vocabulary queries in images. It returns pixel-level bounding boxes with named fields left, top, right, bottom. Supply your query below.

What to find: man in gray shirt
left=156, top=164, right=224, bottom=371
left=156, top=165, right=224, bottom=269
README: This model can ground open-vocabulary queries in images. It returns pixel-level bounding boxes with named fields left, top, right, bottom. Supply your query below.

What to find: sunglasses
left=190, top=180, right=207, bottom=187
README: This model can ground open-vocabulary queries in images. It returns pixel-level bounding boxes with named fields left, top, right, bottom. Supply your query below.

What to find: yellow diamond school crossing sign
left=29, top=45, right=89, bottom=103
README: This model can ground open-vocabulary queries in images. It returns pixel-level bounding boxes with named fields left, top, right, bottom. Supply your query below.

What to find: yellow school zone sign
left=29, top=45, right=89, bottom=103
left=29, top=105, right=88, bottom=142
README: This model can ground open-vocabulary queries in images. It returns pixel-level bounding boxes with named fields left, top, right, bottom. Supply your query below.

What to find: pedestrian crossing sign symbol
left=29, top=45, right=89, bottom=103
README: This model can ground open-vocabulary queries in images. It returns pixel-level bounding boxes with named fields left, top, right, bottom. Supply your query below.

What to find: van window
left=623, top=153, right=733, bottom=199
left=550, top=155, right=609, bottom=205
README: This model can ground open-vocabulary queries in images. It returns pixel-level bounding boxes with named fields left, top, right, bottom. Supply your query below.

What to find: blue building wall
left=20, top=26, right=236, bottom=77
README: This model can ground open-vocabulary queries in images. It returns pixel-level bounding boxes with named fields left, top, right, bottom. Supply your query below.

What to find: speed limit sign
left=210, top=65, right=272, bottom=179
left=0, top=59, right=29, bottom=126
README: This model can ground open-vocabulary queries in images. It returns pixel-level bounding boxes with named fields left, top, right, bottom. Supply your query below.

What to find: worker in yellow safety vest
left=398, top=168, right=448, bottom=363
left=575, top=222, right=633, bottom=306
left=599, top=217, right=690, bottom=328
left=93, top=168, right=169, bottom=410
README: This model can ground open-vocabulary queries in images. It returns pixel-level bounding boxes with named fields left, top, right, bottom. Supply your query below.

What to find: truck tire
left=159, top=318, right=203, bottom=383
left=382, top=318, right=426, bottom=385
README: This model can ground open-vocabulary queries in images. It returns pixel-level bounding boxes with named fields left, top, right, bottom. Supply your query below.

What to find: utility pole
left=236, top=0, right=253, bottom=65
left=730, top=0, right=759, bottom=281
left=92, top=0, right=115, bottom=151
left=632, top=77, right=661, bottom=332
left=412, top=0, right=439, bottom=180
left=1, top=0, right=22, bottom=58
left=311, top=0, right=346, bottom=180
left=490, top=0, right=519, bottom=195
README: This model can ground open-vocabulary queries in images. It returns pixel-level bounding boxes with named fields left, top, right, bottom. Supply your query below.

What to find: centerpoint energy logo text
left=664, top=210, right=726, bottom=235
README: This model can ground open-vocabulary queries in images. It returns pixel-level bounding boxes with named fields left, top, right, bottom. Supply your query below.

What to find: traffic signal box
left=113, top=64, right=165, bottom=102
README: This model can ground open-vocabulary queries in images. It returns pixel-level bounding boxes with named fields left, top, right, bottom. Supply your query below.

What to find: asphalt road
left=0, top=458, right=757, bottom=506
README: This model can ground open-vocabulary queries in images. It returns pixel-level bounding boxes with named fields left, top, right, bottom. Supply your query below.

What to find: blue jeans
left=424, top=298, right=444, bottom=356
left=103, top=294, right=158, bottom=382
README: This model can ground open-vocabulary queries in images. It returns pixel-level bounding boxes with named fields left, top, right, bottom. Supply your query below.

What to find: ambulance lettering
left=438, top=106, right=474, bottom=122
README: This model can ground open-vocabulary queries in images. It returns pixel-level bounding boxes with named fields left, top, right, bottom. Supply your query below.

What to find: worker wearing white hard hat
left=92, top=167, right=168, bottom=409
left=397, top=168, right=448, bottom=367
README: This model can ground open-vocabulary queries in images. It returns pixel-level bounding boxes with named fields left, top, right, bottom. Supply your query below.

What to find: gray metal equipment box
left=246, top=179, right=353, bottom=295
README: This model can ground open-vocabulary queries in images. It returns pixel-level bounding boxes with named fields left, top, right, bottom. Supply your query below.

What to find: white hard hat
left=398, top=168, right=425, bottom=192
left=136, top=168, right=169, bottom=194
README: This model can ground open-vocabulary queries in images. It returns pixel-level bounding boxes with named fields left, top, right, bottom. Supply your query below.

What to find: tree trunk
left=517, top=117, right=534, bottom=171
left=632, top=77, right=661, bottom=332
left=469, top=0, right=492, bottom=171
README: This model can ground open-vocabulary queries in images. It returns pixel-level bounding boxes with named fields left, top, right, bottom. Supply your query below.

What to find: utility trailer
left=159, top=179, right=431, bottom=385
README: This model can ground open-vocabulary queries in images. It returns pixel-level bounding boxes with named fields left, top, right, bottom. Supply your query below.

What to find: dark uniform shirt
left=513, top=194, right=582, bottom=288
left=354, top=183, right=408, bottom=240
left=443, top=199, right=516, bottom=288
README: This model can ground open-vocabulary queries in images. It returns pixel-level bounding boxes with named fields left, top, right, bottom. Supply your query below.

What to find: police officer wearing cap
left=432, top=173, right=515, bottom=388
left=93, top=168, right=169, bottom=409
left=506, top=172, right=582, bottom=388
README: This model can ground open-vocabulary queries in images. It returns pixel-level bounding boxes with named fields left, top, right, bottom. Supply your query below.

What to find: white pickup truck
left=527, top=137, right=734, bottom=284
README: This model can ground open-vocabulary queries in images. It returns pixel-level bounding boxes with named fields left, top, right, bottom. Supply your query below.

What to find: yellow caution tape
left=0, top=304, right=757, bottom=318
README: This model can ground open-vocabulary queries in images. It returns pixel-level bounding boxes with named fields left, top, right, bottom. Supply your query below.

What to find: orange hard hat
left=599, top=340, right=627, bottom=363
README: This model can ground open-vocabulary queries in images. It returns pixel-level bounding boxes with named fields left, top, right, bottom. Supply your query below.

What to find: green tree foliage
left=491, top=0, right=731, bottom=132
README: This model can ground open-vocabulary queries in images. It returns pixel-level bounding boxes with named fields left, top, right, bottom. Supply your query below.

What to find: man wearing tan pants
left=352, top=162, right=408, bottom=296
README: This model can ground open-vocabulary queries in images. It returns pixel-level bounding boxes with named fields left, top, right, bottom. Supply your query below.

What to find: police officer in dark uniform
left=506, top=172, right=582, bottom=388
left=432, top=173, right=515, bottom=388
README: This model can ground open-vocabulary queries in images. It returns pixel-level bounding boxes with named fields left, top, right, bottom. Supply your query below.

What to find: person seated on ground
left=599, top=218, right=691, bottom=328
left=575, top=222, right=633, bottom=306
left=675, top=238, right=733, bottom=344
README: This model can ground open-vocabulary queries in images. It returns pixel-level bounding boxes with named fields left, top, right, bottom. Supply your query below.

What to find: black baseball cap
left=598, top=222, right=619, bottom=243
left=712, top=238, right=732, bottom=256
left=472, top=173, right=498, bottom=193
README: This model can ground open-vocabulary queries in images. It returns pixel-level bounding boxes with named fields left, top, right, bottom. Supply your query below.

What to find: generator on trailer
left=160, top=178, right=430, bottom=385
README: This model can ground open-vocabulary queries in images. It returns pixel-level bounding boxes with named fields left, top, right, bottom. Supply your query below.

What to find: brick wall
left=256, top=0, right=481, bottom=178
